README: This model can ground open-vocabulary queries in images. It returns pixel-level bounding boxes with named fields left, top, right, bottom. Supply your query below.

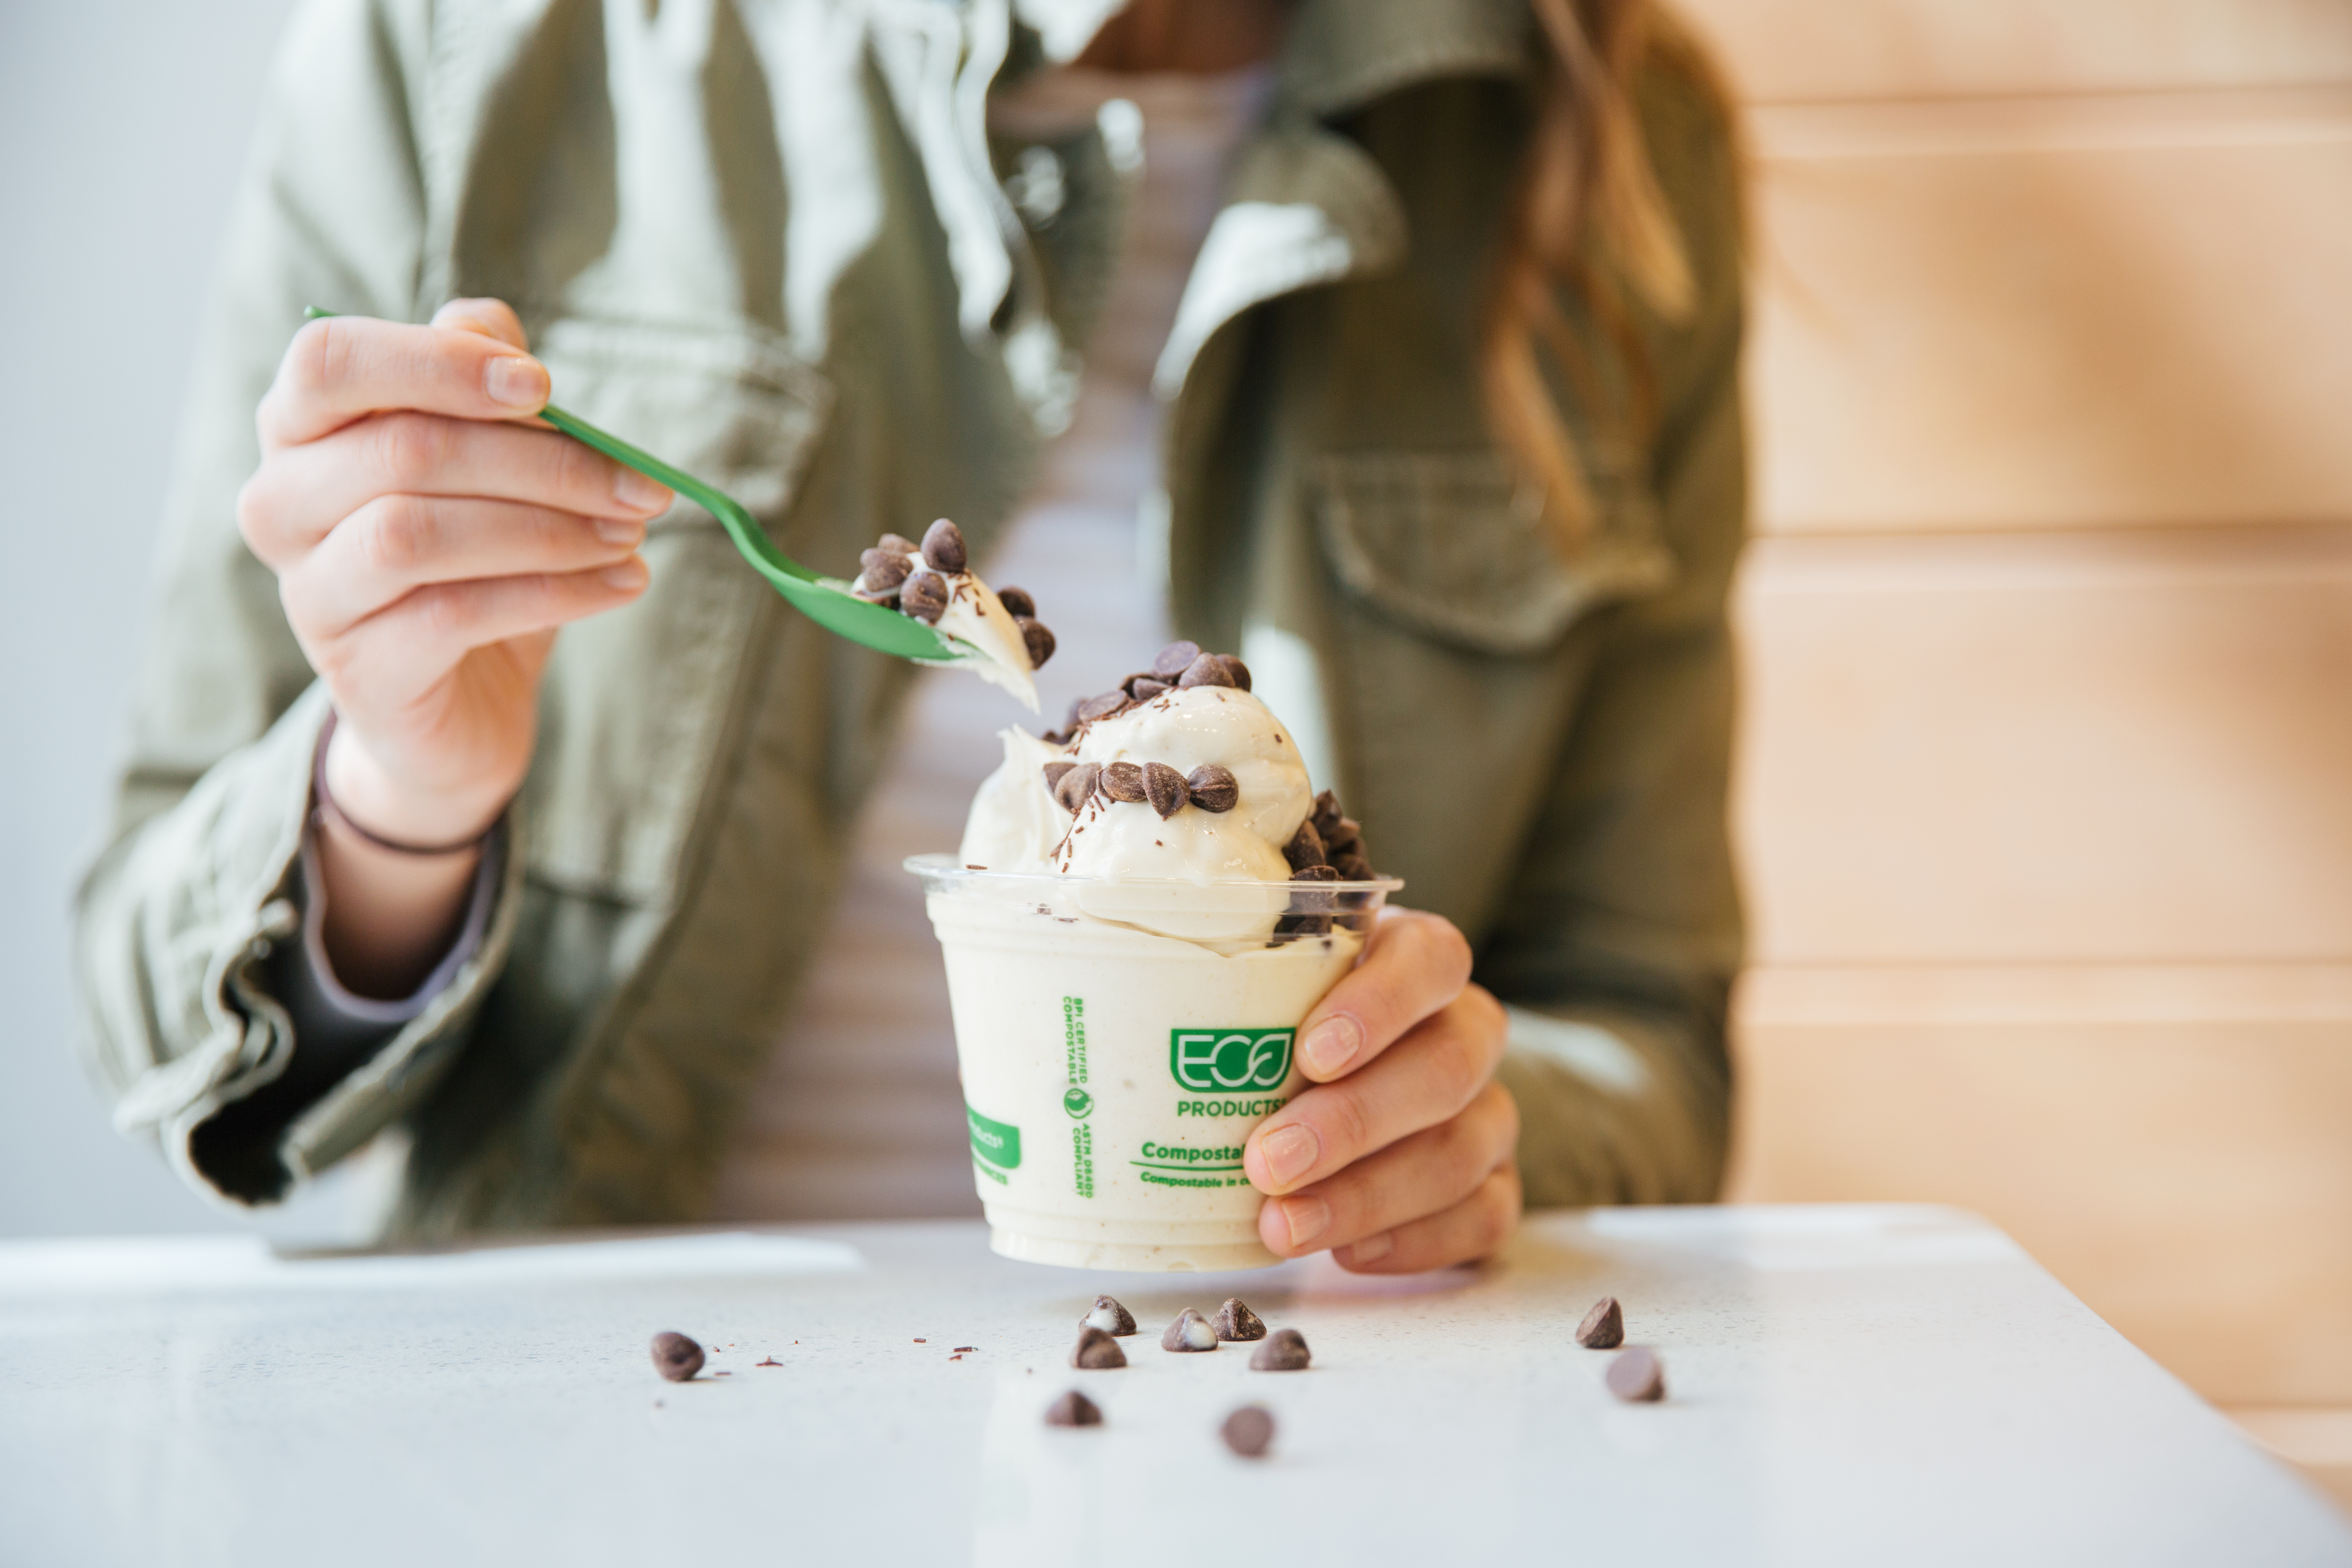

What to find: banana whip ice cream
left=910, top=637, right=1395, bottom=1271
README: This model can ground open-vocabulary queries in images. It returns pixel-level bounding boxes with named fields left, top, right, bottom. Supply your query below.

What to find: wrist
left=322, top=719, right=518, bottom=850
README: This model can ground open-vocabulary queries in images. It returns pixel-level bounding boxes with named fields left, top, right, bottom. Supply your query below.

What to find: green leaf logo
left=1063, top=1086, right=1094, bottom=1119
left=1169, top=1029, right=1295, bottom=1092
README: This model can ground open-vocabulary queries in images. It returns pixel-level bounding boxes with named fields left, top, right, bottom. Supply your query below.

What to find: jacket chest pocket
left=523, top=318, right=835, bottom=908
left=1313, top=448, right=1673, bottom=657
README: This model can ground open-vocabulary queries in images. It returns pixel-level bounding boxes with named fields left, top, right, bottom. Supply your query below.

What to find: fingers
left=1245, top=982, right=1507, bottom=1196
left=308, top=559, right=650, bottom=711
left=1291, top=907, right=1474, bottom=1082
left=1257, top=1079, right=1519, bottom=1261
left=431, top=296, right=529, bottom=350
left=280, top=495, right=647, bottom=637
left=240, top=413, right=670, bottom=564
left=1334, top=1163, right=1522, bottom=1275
left=258, top=312, right=551, bottom=449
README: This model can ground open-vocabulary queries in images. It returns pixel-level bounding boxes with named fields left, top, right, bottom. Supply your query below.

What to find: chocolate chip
left=1042, top=761, right=1075, bottom=796
left=921, top=517, right=967, bottom=573
left=1606, top=1346, right=1665, bottom=1402
left=1152, top=639, right=1201, bottom=679
left=877, top=533, right=920, bottom=557
left=900, top=572, right=948, bottom=623
left=1185, top=764, right=1239, bottom=813
left=1576, top=1296, right=1625, bottom=1350
left=1081, top=1296, right=1137, bottom=1336
left=1040, top=728, right=1073, bottom=746
left=1274, top=912, right=1334, bottom=937
left=1219, top=655, right=1252, bottom=691
left=1161, top=1309, right=1219, bottom=1352
left=851, top=584, right=900, bottom=606
left=1076, top=690, right=1130, bottom=724
left=1322, top=816, right=1363, bottom=856
left=1220, top=1405, right=1276, bottom=1459
left=996, top=586, right=1036, bottom=618
left=1176, top=652, right=1234, bottom=689
left=1119, top=671, right=1160, bottom=699
left=1101, top=761, right=1147, bottom=803
left=1311, top=790, right=1343, bottom=837
left=1131, top=678, right=1171, bottom=701
left=1053, top=763, right=1101, bottom=815
left=1072, top=1326, right=1128, bottom=1369
left=1291, top=864, right=1340, bottom=882
left=1144, top=762, right=1188, bottom=819
left=1212, top=1299, right=1267, bottom=1342
left=1045, top=1390, right=1103, bottom=1427
left=858, top=549, right=913, bottom=591
left=1332, top=850, right=1374, bottom=881
left=650, top=1331, right=703, bottom=1382
left=1249, top=1328, right=1311, bottom=1371
left=1017, top=617, right=1056, bottom=668
left=1283, top=820, right=1326, bottom=871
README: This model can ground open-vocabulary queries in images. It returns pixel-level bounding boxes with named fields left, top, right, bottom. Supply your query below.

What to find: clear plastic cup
left=906, top=854, right=1402, bottom=1270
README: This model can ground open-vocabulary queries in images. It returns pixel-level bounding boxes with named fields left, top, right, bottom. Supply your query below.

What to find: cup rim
left=902, top=851, right=1404, bottom=892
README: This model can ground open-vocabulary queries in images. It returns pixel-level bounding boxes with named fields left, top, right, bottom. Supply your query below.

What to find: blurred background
left=2, top=0, right=2346, bottom=1508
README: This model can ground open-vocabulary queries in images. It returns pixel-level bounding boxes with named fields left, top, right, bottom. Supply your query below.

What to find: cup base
left=986, top=1226, right=1281, bottom=1272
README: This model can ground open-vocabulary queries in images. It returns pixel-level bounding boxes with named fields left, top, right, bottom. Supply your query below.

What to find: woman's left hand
left=1243, top=908, right=1520, bottom=1271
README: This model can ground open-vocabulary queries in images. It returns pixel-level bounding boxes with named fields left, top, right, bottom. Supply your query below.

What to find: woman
left=75, top=0, right=1744, bottom=1270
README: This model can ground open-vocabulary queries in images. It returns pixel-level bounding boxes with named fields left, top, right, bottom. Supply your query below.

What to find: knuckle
left=372, top=412, right=451, bottom=488
left=1318, top=1086, right=1375, bottom=1165
left=357, top=495, right=433, bottom=575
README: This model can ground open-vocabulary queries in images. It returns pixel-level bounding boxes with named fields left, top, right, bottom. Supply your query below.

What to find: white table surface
left=1, top=1204, right=2344, bottom=1567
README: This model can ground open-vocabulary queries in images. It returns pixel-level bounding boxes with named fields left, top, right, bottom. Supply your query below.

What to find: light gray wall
left=0, top=0, right=373, bottom=1239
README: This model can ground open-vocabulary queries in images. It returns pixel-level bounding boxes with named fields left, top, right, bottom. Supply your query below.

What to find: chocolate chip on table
left=1283, top=820, right=1326, bottom=871
left=1017, top=618, right=1056, bottom=668
left=1131, top=677, right=1170, bottom=702
left=877, top=532, right=920, bottom=557
left=1213, top=1299, right=1267, bottom=1342
left=900, top=572, right=949, bottom=623
left=1101, top=761, right=1148, bottom=803
left=1218, top=655, right=1252, bottom=691
left=1152, top=639, right=1202, bottom=679
left=1176, top=652, right=1235, bottom=689
left=1606, top=1346, right=1666, bottom=1403
left=1072, top=1326, right=1128, bottom=1369
left=1250, top=1328, right=1311, bottom=1371
left=1143, top=763, right=1188, bottom=819
left=1045, top=1390, right=1103, bottom=1427
left=1053, top=763, right=1102, bottom=815
left=1076, top=690, right=1131, bottom=724
left=996, top=585, right=1036, bottom=618
left=650, top=1332, right=704, bottom=1382
left=1042, top=761, right=1076, bottom=796
left=921, top=517, right=967, bottom=573
left=1576, top=1296, right=1625, bottom=1350
left=1161, top=1309, right=1219, bottom=1352
left=1081, top=1296, right=1137, bottom=1336
left=1220, top=1405, right=1276, bottom=1459
left=859, top=548, right=913, bottom=590
left=1183, top=764, right=1238, bottom=812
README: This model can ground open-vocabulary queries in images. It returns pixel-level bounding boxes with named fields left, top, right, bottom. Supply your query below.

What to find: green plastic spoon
left=301, top=307, right=966, bottom=665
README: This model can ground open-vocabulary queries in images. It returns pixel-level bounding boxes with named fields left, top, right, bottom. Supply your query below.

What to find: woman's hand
left=1244, top=908, right=1521, bottom=1272
left=236, top=299, right=671, bottom=994
left=238, top=299, right=670, bottom=848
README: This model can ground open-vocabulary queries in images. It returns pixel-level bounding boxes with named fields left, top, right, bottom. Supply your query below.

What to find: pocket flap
left=1313, top=450, right=1673, bottom=656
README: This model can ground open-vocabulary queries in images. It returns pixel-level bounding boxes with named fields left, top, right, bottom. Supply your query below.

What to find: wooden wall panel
left=1745, top=101, right=2352, bottom=535
left=1676, top=0, right=2352, bottom=103
left=1734, top=527, right=2352, bottom=966
left=1727, top=970, right=2352, bottom=1405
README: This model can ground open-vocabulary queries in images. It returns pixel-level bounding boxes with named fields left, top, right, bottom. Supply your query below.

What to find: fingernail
left=1339, top=1231, right=1393, bottom=1267
left=1299, top=1017, right=1362, bottom=1078
left=1276, top=1195, right=1329, bottom=1250
left=600, top=557, right=648, bottom=591
left=593, top=514, right=644, bottom=546
left=486, top=356, right=547, bottom=408
left=1258, top=1123, right=1319, bottom=1189
left=613, top=468, right=671, bottom=512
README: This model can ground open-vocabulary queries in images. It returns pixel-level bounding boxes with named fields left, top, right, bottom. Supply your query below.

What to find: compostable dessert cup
left=907, top=855, right=1401, bottom=1270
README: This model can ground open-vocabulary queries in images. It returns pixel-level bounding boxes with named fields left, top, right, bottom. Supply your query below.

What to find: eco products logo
left=967, top=1104, right=1021, bottom=1170
left=1063, top=1086, right=1094, bottom=1119
left=1169, top=1028, right=1295, bottom=1093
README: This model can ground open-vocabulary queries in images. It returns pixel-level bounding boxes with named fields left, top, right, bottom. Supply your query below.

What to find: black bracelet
left=312, top=710, right=501, bottom=858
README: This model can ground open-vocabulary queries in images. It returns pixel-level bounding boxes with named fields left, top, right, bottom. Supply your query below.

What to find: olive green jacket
left=75, top=0, right=1745, bottom=1237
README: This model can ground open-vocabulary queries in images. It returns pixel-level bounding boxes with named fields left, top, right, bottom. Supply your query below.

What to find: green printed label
left=967, top=1104, right=1022, bottom=1170
left=1170, top=1028, right=1294, bottom=1093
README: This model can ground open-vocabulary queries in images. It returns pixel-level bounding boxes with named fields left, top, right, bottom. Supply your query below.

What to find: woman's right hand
left=238, top=299, right=671, bottom=849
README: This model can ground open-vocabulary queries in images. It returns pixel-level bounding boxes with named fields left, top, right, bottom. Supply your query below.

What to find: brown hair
left=1482, top=1, right=1734, bottom=544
